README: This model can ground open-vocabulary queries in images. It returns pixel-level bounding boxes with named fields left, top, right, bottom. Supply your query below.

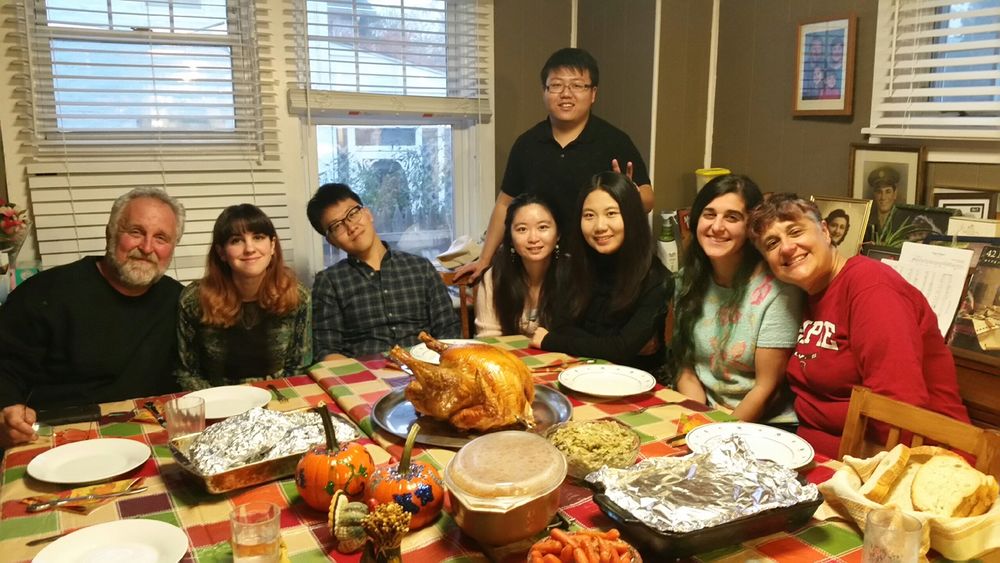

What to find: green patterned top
left=176, top=281, right=312, bottom=390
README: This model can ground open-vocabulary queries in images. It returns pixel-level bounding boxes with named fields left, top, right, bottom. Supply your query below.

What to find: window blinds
left=865, top=0, right=1000, bottom=140
left=16, top=0, right=273, bottom=156
left=288, top=0, right=492, bottom=119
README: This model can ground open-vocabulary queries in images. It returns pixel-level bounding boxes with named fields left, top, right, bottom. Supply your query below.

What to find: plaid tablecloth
left=307, top=335, right=918, bottom=563
left=0, top=376, right=395, bottom=563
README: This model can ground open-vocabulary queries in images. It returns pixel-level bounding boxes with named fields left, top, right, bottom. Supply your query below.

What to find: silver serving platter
left=370, top=385, right=572, bottom=448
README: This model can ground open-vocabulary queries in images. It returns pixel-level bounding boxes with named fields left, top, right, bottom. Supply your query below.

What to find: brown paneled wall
left=711, top=0, right=876, bottom=198
left=493, top=0, right=572, bottom=192
left=576, top=0, right=656, bottom=169
left=711, top=0, right=998, bottom=200
left=653, top=0, right=714, bottom=213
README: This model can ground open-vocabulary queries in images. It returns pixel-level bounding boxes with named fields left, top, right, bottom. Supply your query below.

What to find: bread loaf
left=860, top=443, right=910, bottom=503
left=910, top=454, right=996, bottom=517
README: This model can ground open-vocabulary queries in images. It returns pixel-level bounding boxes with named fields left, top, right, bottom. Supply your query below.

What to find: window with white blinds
left=19, top=0, right=267, bottom=155
left=289, top=0, right=492, bottom=118
left=865, top=0, right=1000, bottom=141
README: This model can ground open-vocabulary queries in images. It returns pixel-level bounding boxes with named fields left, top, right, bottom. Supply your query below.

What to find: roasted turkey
left=387, top=332, right=535, bottom=432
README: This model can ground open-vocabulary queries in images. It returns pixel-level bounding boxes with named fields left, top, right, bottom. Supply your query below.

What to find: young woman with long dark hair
left=475, top=194, right=564, bottom=337
left=673, top=175, right=801, bottom=423
left=176, top=204, right=310, bottom=389
left=531, top=171, right=669, bottom=371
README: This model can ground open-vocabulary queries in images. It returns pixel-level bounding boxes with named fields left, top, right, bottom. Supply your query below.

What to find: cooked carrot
left=529, top=551, right=544, bottom=563
left=534, top=539, right=563, bottom=554
left=542, top=555, right=561, bottom=563
left=598, top=538, right=613, bottom=561
left=560, top=544, right=574, bottom=562
left=619, top=551, right=632, bottom=563
left=583, top=537, right=600, bottom=563
left=551, top=528, right=579, bottom=547
left=604, top=529, right=621, bottom=540
left=572, top=547, right=590, bottom=563
left=609, top=548, right=621, bottom=563
left=609, top=540, right=631, bottom=553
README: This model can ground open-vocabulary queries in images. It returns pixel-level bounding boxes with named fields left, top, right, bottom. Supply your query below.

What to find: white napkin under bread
left=817, top=444, right=1000, bottom=560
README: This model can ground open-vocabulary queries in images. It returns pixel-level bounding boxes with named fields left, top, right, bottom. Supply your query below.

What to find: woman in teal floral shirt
left=177, top=204, right=311, bottom=390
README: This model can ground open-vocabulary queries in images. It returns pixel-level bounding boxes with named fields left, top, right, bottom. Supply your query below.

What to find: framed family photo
left=811, top=195, right=871, bottom=258
left=889, top=203, right=958, bottom=243
left=932, top=188, right=999, bottom=220
left=849, top=144, right=926, bottom=239
left=793, top=15, right=857, bottom=116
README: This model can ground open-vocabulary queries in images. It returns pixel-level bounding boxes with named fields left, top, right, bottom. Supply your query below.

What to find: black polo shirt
left=500, top=114, right=650, bottom=228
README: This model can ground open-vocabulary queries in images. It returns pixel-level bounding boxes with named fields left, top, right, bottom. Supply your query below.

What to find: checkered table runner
left=308, top=336, right=922, bottom=562
left=0, top=376, right=398, bottom=563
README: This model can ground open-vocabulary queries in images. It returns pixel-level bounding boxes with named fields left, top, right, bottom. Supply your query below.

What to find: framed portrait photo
left=811, top=195, right=871, bottom=258
left=793, top=15, right=857, bottom=116
left=889, top=203, right=958, bottom=243
left=849, top=143, right=926, bottom=239
left=932, top=188, right=999, bottom=220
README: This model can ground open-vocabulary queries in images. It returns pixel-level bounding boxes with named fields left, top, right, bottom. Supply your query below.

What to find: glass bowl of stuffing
left=545, top=418, right=641, bottom=480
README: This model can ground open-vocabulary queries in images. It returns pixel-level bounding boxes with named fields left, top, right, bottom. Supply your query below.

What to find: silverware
left=26, top=532, right=69, bottom=546
left=25, top=486, right=149, bottom=513
left=267, top=384, right=289, bottom=403
left=144, top=401, right=166, bottom=427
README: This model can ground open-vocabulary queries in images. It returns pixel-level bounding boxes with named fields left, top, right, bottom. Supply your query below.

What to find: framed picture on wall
left=811, top=195, right=871, bottom=258
left=932, top=188, right=999, bottom=220
left=793, top=15, right=857, bottom=116
left=849, top=143, right=926, bottom=240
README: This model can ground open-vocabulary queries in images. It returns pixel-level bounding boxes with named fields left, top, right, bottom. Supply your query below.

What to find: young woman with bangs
left=531, top=171, right=670, bottom=372
left=475, top=194, right=565, bottom=337
left=672, top=175, right=802, bottom=423
left=176, top=204, right=311, bottom=390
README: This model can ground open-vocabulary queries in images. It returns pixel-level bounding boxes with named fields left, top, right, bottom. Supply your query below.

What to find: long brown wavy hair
left=199, top=204, right=300, bottom=327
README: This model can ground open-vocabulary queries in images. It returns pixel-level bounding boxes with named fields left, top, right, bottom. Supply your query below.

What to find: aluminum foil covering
left=187, top=407, right=359, bottom=475
left=587, top=435, right=819, bottom=533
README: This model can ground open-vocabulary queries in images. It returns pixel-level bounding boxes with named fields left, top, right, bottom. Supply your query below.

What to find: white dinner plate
left=34, top=519, right=188, bottom=563
left=686, top=422, right=815, bottom=469
left=408, top=339, right=481, bottom=365
left=557, top=364, right=656, bottom=398
left=187, top=385, right=272, bottom=419
left=27, top=438, right=150, bottom=484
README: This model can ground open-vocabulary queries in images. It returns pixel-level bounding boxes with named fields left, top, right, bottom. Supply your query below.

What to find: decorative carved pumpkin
left=366, top=423, right=444, bottom=530
left=296, top=403, right=375, bottom=511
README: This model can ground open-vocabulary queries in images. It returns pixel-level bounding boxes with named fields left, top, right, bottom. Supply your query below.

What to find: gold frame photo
left=811, top=195, right=871, bottom=258
left=848, top=143, right=926, bottom=240
left=793, top=15, right=857, bottom=116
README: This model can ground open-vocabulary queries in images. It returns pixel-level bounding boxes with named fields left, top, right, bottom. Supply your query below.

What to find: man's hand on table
left=1, top=404, right=38, bottom=447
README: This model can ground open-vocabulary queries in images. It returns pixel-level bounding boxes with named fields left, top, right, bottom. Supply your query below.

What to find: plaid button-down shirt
left=312, top=244, right=461, bottom=358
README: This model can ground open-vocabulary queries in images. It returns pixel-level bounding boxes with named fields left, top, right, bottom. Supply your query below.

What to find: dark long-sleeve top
left=541, top=258, right=670, bottom=372
left=175, top=281, right=312, bottom=390
left=0, top=256, right=182, bottom=409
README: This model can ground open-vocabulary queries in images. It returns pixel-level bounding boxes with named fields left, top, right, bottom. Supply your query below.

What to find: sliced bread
left=860, top=443, right=910, bottom=503
left=911, top=454, right=989, bottom=517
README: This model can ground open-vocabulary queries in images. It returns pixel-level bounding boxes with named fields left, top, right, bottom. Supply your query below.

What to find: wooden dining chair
left=839, top=385, right=1000, bottom=480
left=439, top=271, right=477, bottom=338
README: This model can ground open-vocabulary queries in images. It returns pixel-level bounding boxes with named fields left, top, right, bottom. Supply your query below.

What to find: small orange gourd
left=296, top=403, right=375, bottom=511
left=366, top=423, right=444, bottom=530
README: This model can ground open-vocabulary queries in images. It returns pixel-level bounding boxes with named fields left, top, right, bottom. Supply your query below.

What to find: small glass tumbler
left=230, top=501, right=281, bottom=563
left=164, top=395, right=205, bottom=440
left=862, top=508, right=922, bottom=563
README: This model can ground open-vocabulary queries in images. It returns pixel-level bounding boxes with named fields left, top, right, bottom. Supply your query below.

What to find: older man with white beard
left=0, top=187, right=185, bottom=448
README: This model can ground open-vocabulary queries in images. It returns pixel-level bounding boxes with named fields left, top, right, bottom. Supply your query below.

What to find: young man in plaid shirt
left=307, top=183, right=460, bottom=360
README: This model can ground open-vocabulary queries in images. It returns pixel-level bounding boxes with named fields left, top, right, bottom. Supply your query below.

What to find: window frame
left=22, top=0, right=265, bottom=155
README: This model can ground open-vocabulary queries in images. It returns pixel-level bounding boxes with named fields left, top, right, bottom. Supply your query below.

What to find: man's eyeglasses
left=325, top=205, right=364, bottom=237
left=544, top=82, right=593, bottom=94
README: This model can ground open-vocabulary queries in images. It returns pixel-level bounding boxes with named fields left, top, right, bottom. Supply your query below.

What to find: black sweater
left=542, top=259, right=670, bottom=372
left=0, top=256, right=182, bottom=409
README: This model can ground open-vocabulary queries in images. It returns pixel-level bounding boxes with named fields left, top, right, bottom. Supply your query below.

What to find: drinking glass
left=862, top=508, right=922, bottom=563
left=230, top=501, right=281, bottom=563
left=164, top=395, right=205, bottom=440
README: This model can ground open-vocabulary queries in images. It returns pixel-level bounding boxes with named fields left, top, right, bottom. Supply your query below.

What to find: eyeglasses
left=544, top=82, right=593, bottom=94
left=325, top=205, right=364, bottom=237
